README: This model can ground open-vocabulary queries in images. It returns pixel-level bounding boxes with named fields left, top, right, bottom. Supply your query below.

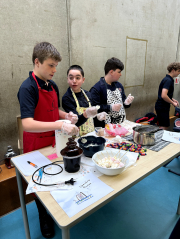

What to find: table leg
left=61, top=227, right=70, bottom=239
left=177, top=196, right=180, bottom=215
left=15, top=167, right=31, bottom=239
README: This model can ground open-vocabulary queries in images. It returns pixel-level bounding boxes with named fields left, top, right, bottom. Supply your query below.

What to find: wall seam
left=66, top=0, right=71, bottom=67
left=176, top=26, right=180, bottom=62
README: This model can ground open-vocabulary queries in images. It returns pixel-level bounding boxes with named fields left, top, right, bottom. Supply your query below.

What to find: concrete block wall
left=0, top=0, right=69, bottom=159
left=68, top=0, right=180, bottom=120
left=0, top=0, right=180, bottom=159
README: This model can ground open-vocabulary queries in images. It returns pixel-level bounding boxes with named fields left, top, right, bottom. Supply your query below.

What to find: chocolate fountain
left=60, top=137, right=83, bottom=173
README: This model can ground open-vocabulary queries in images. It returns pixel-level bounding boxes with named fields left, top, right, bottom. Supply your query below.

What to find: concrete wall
left=0, top=0, right=69, bottom=159
left=68, top=0, right=180, bottom=120
left=0, top=0, right=180, bottom=160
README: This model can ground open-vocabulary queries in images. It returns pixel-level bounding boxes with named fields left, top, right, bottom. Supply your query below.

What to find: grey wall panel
left=0, top=0, right=69, bottom=159
left=68, top=0, right=180, bottom=120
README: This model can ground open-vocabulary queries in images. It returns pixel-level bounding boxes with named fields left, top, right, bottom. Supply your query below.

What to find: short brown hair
left=167, top=62, right=180, bottom=72
left=32, top=42, right=62, bottom=64
left=67, top=65, right=84, bottom=77
left=104, top=57, right=124, bottom=75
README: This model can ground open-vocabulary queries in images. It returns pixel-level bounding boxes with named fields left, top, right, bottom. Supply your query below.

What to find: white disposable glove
left=61, top=122, right=79, bottom=136
left=124, top=94, right=134, bottom=105
left=97, top=112, right=107, bottom=121
left=111, top=103, right=122, bottom=112
left=85, top=106, right=98, bottom=118
left=65, top=111, right=78, bottom=124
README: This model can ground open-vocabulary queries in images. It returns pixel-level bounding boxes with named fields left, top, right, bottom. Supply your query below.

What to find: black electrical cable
left=32, top=160, right=63, bottom=186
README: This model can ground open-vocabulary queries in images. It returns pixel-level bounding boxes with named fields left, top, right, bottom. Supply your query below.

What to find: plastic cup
left=55, top=120, right=71, bottom=157
left=95, top=127, right=104, bottom=136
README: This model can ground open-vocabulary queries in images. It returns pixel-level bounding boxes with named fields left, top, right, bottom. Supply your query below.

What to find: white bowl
left=92, top=148, right=128, bottom=176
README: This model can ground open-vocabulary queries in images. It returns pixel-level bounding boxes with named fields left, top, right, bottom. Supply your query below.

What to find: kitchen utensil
left=132, top=125, right=162, bottom=146
left=95, top=127, right=104, bottom=136
left=61, top=137, right=83, bottom=173
left=78, top=136, right=106, bottom=157
left=92, top=149, right=126, bottom=176
left=55, top=119, right=71, bottom=157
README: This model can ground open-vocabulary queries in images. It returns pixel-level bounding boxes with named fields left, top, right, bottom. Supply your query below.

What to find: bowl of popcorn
left=92, top=149, right=127, bottom=176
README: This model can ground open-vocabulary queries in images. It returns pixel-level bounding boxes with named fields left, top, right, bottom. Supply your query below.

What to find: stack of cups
left=55, top=119, right=71, bottom=157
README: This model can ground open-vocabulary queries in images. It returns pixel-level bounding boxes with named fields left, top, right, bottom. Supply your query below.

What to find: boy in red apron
left=18, top=42, right=79, bottom=238
left=62, top=65, right=107, bottom=135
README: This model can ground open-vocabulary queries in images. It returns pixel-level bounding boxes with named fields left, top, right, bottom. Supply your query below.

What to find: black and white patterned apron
left=104, top=80, right=126, bottom=124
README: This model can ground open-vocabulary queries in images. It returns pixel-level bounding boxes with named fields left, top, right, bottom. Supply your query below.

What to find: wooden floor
left=0, top=164, right=34, bottom=217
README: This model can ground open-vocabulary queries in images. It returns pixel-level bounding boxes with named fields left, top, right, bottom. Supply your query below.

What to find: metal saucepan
left=132, top=125, right=162, bottom=146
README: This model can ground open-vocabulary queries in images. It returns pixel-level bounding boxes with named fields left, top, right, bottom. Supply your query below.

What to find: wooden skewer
left=115, top=150, right=122, bottom=159
left=102, top=149, right=110, bottom=158
left=119, top=151, right=128, bottom=162
left=107, top=150, right=111, bottom=158
left=96, top=152, right=102, bottom=160
left=100, top=152, right=107, bottom=159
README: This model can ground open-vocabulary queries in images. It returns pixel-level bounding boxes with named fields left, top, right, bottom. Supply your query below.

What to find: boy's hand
left=84, top=107, right=98, bottom=118
left=124, top=94, right=134, bottom=105
left=65, top=112, right=78, bottom=124
left=111, top=103, right=122, bottom=112
left=172, top=98, right=179, bottom=107
left=97, top=112, right=107, bottom=121
left=172, top=101, right=179, bottom=107
left=61, top=122, right=79, bottom=136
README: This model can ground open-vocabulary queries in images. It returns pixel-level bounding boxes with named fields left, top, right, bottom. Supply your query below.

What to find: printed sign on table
left=162, top=130, right=180, bottom=144
left=51, top=173, right=114, bottom=217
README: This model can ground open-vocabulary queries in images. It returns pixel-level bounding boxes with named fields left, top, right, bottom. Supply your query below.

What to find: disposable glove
left=85, top=106, right=98, bottom=118
left=97, top=112, right=107, bottom=121
left=111, top=103, right=122, bottom=112
left=124, top=94, right=134, bottom=105
left=65, top=111, right=78, bottom=124
left=61, top=122, right=79, bottom=136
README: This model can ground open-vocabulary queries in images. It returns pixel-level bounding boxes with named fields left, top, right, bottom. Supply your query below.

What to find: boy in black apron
left=62, top=65, right=107, bottom=135
left=155, top=62, right=180, bottom=129
left=90, top=57, right=134, bottom=127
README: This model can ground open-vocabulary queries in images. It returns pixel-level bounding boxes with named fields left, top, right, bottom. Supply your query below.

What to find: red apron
left=23, top=72, right=59, bottom=153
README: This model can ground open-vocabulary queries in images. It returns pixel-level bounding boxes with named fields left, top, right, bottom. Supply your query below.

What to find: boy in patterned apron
left=90, top=57, right=134, bottom=127
left=17, top=42, right=79, bottom=238
left=62, top=65, right=107, bottom=136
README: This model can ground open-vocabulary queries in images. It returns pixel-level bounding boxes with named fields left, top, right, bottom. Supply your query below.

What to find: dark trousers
left=169, top=218, right=180, bottom=239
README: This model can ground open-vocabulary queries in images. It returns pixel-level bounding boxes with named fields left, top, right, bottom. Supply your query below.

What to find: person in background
left=155, top=62, right=180, bottom=130
left=17, top=42, right=79, bottom=238
left=62, top=65, right=107, bottom=136
left=90, top=57, right=134, bottom=127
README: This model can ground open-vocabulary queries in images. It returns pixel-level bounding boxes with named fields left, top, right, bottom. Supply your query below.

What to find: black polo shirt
left=62, top=87, right=92, bottom=127
left=155, top=74, right=174, bottom=110
left=17, top=71, right=60, bottom=119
